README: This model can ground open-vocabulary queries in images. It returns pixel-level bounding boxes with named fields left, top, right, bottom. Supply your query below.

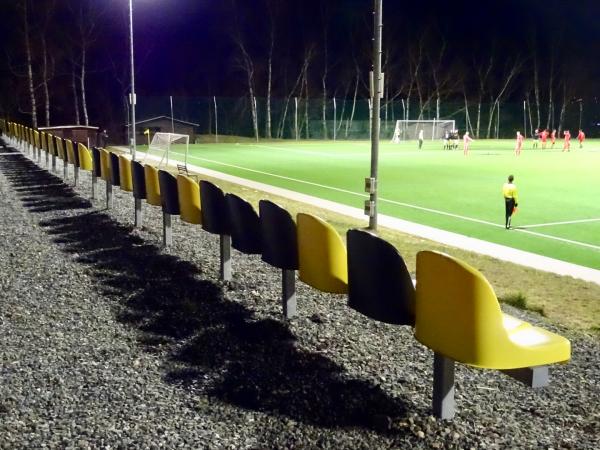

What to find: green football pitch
left=161, top=138, right=600, bottom=270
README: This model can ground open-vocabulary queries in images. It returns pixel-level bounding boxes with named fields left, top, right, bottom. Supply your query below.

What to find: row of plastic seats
left=4, top=122, right=571, bottom=421
left=84, top=146, right=574, bottom=421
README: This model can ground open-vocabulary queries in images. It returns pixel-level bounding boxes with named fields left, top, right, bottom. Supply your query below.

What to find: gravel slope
left=1, top=142, right=599, bottom=449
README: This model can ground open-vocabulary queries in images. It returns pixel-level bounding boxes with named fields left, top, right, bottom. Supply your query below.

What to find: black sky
left=2, top=0, right=600, bottom=128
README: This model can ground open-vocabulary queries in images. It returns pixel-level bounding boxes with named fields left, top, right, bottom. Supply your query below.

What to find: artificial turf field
left=163, top=138, right=600, bottom=270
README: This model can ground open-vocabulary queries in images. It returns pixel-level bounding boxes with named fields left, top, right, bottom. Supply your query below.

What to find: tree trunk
left=72, top=69, right=81, bottom=125
left=321, top=75, right=328, bottom=139
left=265, top=28, right=273, bottom=139
left=266, top=51, right=272, bottom=139
left=533, top=56, right=541, bottom=129
left=558, top=83, right=567, bottom=135
left=526, top=95, right=534, bottom=137
left=80, top=46, right=89, bottom=126
left=23, top=0, right=37, bottom=128
left=486, top=100, right=495, bottom=138
left=546, top=67, right=554, bottom=130
left=41, top=36, right=51, bottom=126
left=476, top=100, right=482, bottom=138
left=345, top=69, right=359, bottom=139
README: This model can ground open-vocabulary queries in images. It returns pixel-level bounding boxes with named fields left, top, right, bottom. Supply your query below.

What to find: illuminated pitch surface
left=161, top=138, right=600, bottom=269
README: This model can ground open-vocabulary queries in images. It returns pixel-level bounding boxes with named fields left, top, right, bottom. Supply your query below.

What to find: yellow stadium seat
left=34, top=131, right=40, bottom=157
left=144, top=165, right=161, bottom=207
left=65, top=139, right=76, bottom=165
left=296, top=213, right=347, bottom=294
left=415, top=250, right=571, bottom=370
left=55, top=136, right=65, bottom=160
left=177, top=175, right=202, bottom=225
left=99, top=149, right=111, bottom=182
left=78, top=143, right=93, bottom=172
left=118, top=155, right=133, bottom=192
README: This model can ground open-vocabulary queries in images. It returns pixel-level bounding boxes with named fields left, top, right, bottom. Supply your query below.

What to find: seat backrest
left=66, top=139, right=77, bottom=165
left=109, top=152, right=121, bottom=187
left=144, top=165, right=161, bottom=206
left=199, top=180, right=229, bottom=235
left=158, top=170, right=180, bottom=215
left=118, top=155, right=133, bottom=192
left=77, top=143, right=93, bottom=171
left=225, top=194, right=262, bottom=254
left=415, top=250, right=506, bottom=365
left=47, top=134, right=55, bottom=156
left=177, top=175, right=202, bottom=225
left=34, top=130, right=40, bottom=151
left=296, top=213, right=347, bottom=294
left=259, top=200, right=298, bottom=270
left=131, top=160, right=147, bottom=199
left=40, top=132, right=47, bottom=153
left=347, top=229, right=415, bottom=326
left=91, top=147, right=102, bottom=177
left=56, top=137, right=66, bottom=160
left=99, top=149, right=111, bottom=182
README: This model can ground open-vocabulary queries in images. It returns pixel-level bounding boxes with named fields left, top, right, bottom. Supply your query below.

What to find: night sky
left=2, top=0, right=600, bottom=130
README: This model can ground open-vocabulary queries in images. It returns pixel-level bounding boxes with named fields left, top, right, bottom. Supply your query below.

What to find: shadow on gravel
left=0, top=147, right=412, bottom=433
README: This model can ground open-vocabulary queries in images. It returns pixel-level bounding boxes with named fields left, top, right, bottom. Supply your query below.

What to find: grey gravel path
left=1, top=142, right=599, bottom=449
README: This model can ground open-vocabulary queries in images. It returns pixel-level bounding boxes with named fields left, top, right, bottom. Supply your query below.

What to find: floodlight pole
left=129, top=0, right=137, bottom=160
left=368, top=0, right=383, bottom=231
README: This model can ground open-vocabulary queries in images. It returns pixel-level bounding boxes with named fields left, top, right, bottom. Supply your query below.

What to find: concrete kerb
left=114, top=147, right=600, bottom=286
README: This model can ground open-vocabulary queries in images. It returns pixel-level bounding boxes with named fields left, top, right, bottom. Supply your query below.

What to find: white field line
left=124, top=148, right=600, bottom=285
left=169, top=150, right=600, bottom=251
left=519, top=218, right=600, bottom=228
left=0, top=152, right=20, bottom=156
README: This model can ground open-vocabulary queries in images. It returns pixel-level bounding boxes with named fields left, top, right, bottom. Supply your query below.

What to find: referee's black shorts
left=505, top=197, right=515, bottom=217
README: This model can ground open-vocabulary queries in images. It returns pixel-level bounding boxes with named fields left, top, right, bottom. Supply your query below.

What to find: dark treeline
left=1, top=0, right=599, bottom=138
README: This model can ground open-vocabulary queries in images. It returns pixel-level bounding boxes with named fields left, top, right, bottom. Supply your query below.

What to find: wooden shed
left=128, top=116, right=199, bottom=144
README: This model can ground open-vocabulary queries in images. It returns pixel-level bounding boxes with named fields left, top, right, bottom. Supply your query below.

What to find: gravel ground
left=1, top=141, right=599, bottom=449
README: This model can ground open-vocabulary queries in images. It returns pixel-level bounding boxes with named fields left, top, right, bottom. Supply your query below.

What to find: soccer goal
left=391, top=119, right=455, bottom=142
left=144, top=132, right=190, bottom=169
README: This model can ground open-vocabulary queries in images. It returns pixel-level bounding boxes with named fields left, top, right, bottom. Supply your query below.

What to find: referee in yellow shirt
left=502, top=175, right=519, bottom=229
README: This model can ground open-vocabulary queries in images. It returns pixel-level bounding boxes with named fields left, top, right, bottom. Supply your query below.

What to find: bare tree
left=474, top=54, right=494, bottom=138
left=320, top=3, right=330, bottom=139
left=486, top=58, right=522, bottom=138
left=231, top=0, right=259, bottom=141
left=39, top=0, right=57, bottom=127
left=264, top=0, right=276, bottom=139
left=19, top=0, right=37, bottom=128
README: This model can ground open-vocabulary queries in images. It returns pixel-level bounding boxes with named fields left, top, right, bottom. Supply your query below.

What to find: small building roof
left=126, top=116, right=200, bottom=128
left=39, top=125, right=99, bottom=131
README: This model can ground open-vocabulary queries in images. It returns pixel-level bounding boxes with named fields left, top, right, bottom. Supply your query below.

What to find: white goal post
left=144, top=132, right=190, bottom=168
left=391, top=119, right=456, bottom=143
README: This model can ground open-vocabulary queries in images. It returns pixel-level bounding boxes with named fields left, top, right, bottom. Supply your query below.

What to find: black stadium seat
left=226, top=193, right=262, bottom=255
left=346, top=229, right=415, bottom=326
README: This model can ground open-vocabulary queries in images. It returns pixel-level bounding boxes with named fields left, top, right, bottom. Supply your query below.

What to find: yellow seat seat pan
left=144, top=165, right=161, bottom=206
left=415, top=250, right=570, bottom=370
left=118, top=155, right=134, bottom=192
left=78, top=143, right=93, bottom=171
left=177, top=175, right=202, bottom=225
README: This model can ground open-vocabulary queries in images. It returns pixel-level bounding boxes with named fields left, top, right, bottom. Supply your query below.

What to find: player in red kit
left=563, top=130, right=571, bottom=152
left=550, top=129, right=557, bottom=148
left=577, top=130, right=585, bottom=148
left=540, top=129, right=549, bottom=149
left=515, top=131, right=524, bottom=156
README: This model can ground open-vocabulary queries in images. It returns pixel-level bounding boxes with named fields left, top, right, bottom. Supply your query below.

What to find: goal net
left=391, top=120, right=455, bottom=143
left=144, top=132, right=190, bottom=168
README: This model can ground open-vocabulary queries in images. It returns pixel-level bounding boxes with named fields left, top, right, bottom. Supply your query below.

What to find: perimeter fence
left=130, top=96, right=600, bottom=142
